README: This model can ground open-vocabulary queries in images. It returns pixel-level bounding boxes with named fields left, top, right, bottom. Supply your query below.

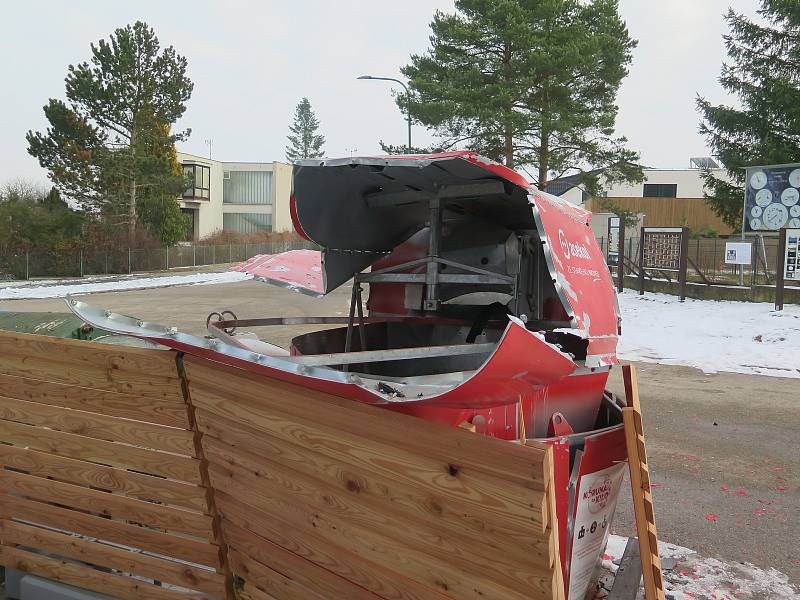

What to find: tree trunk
left=128, top=131, right=137, bottom=241
left=505, top=125, right=514, bottom=168
left=538, top=132, right=549, bottom=191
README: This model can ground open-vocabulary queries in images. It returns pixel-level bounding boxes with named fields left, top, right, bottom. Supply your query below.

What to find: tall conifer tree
left=285, top=98, right=326, bottom=161
left=698, top=2, right=800, bottom=230
left=401, top=0, right=640, bottom=191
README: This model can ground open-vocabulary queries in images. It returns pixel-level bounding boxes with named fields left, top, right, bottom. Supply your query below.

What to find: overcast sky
left=0, top=0, right=761, bottom=187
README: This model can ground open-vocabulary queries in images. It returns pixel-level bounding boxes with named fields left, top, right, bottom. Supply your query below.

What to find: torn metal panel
left=66, top=297, right=576, bottom=409
left=233, top=249, right=324, bottom=297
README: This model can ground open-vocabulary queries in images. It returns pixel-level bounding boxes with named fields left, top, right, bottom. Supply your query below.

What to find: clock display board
left=745, top=163, right=800, bottom=233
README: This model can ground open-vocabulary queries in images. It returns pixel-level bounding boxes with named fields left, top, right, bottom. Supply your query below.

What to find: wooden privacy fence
left=0, top=330, right=228, bottom=599
left=0, top=330, right=563, bottom=600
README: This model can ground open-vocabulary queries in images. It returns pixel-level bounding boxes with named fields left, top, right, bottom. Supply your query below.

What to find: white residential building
left=177, top=152, right=294, bottom=240
left=552, top=165, right=729, bottom=207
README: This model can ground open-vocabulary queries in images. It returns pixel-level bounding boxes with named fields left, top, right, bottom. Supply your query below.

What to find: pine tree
left=400, top=0, right=641, bottom=192
left=285, top=98, right=326, bottom=161
left=27, top=21, right=193, bottom=241
left=698, top=2, right=800, bottom=230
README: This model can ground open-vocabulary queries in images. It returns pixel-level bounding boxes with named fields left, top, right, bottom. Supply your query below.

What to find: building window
left=182, top=164, right=211, bottom=200
left=223, top=212, right=273, bottom=233
left=643, top=183, right=677, bottom=198
left=223, top=170, right=273, bottom=205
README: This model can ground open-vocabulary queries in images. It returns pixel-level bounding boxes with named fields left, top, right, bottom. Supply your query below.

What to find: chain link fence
left=0, top=240, right=315, bottom=281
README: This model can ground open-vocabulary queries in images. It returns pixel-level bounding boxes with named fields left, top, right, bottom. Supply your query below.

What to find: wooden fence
left=586, top=196, right=734, bottom=235
left=0, top=331, right=563, bottom=600
left=0, top=330, right=228, bottom=599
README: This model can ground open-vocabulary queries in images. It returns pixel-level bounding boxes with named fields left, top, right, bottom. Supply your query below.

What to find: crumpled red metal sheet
left=532, top=192, right=620, bottom=365
left=233, top=249, right=324, bottom=297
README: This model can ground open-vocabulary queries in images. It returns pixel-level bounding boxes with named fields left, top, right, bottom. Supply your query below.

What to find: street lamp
left=357, top=75, right=412, bottom=153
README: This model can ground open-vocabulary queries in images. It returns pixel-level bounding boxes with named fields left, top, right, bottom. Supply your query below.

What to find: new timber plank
left=0, top=371, right=189, bottom=428
left=0, top=469, right=213, bottom=538
left=0, top=329, right=179, bottom=379
left=0, top=352, right=182, bottom=400
left=0, top=545, right=203, bottom=600
left=622, top=365, right=666, bottom=600
left=238, top=583, right=281, bottom=600
left=0, top=443, right=208, bottom=512
left=0, top=394, right=195, bottom=454
left=1, top=494, right=219, bottom=566
left=184, top=358, right=548, bottom=489
left=228, top=548, right=326, bottom=600
left=191, top=398, right=547, bottom=533
left=0, top=418, right=202, bottom=483
left=0, top=520, right=226, bottom=596
left=200, top=419, right=551, bottom=556
left=223, top=520, right=380, bottom=600
left=210, top=468, right=552, bottom=600
left=205, top=441, right=553, bottom=592
left=217, top=495, right=451, bottom=600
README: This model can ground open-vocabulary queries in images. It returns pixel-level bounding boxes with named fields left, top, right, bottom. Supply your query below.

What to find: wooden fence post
left=174, top=353, right=235, bottom=599
left=678, top=227, right=689, bottom=301
left=638, top=228, right=646, bottom=296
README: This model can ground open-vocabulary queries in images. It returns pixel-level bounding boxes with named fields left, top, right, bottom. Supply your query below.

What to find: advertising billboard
left=745, top=163, right=800, bottom=233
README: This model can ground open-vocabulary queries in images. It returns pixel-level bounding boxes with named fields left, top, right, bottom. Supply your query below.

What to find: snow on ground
left=617, top=290, right=800, bottom=379
left=0, top=271, right=252, bottom=300
left=597, top=534, right=798, bottom=599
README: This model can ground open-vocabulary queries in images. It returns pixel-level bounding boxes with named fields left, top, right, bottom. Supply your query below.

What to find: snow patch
left=601, top=535, right=798, bottom=599
left=617, top=290, right=800, bottom=378
left=0, top=271, right=252, bottom=300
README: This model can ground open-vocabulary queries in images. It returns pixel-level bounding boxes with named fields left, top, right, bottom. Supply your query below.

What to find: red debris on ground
left=720, top=484, right=730, bottom=492
left=733, top=489, right=753, bottom=497
left=706, top=514, right=718, bottom=522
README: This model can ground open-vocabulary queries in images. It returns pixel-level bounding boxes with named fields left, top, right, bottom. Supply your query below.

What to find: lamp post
left=357, top=75, right=412, bottom=153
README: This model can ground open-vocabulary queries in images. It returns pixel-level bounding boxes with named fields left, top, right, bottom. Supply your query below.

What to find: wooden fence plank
left=228, top=548, right=326, bottom=600
left=0, top=352, right=182, bottom=400
left=0, top=444, right=208, bottom=512
left=224, top=520, right=380, bottom=600
left=0, top=394, right=195, bottom=454
left=184, top=358, right=548, bottom=489
left=0, top=330, right=179, bottom=379
left=192, top=400, right=546, bottom=534
left=0, top=520, right=226, bottom=596
left=0, top=418, right=202, bottom=483
left=201, top=421, right=550, bottom=560
left=0, top=470, right=212, bottom=539
left=206, top=439, right=552, bottom=591
left=0, top=545, right=205, bottom=600
left=0, top=372, right=189, bottom=428
left=211, top=469, right=550, bottom=600
left=217, top=495, right=451, bottom=600
left=2, top=495, right=219, bottom=566
left=238, top=583, right=281, bottom=600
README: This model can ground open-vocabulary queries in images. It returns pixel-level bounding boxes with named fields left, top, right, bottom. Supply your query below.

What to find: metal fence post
left=128, top=248, right=132, bottom=274
left=166, top=247, right=169, bottom=270
left=79, top=249, right=84, bottom=278
left=193, top=243, right=196, bottom=267
left=212, top=245, right=216, bottom=265
left=25, top=251, right=29, bottom=281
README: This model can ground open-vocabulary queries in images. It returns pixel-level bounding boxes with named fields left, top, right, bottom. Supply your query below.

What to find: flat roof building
left=548, top=162, right=734, bottom=235
left=177, top=152, right=294, bottom=241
